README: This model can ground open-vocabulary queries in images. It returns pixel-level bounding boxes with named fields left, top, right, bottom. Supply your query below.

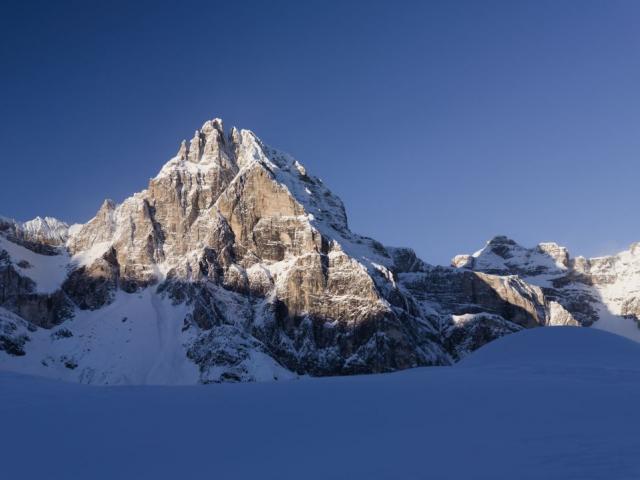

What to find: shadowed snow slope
left=459, top=326, right=640, bottom=369
left=2, top=326, right=640, bottom=480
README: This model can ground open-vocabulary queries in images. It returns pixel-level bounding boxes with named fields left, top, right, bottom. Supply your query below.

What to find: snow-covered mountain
left=0, top=118, right=636, bottom=384
left=453, top=235, right=640, bottom=341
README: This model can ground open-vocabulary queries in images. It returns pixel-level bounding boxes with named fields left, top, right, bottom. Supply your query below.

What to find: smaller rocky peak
left=629, top=242, right=640, bottom=256
left=387, top=247, right=427, bottom=273
left=223, top=127, right=289, bottom=175
left=176, top=140, right=188, bottom=161
left=536, top=242, right=570, bottom=268
left=228, top=127, right=242, bottom=161
left=570, top=255, right=590, bottom=274
left=201, top=118, right=224, bottom=135
left=233, top=129, right=270, bottom=171
left=485, top=235, right=519, bottom=259
left=24, top=216, right=57, bottom=228
left=90, top=199, right=117, bottom=226
left=452, top=254, right=475, bottom=269
left=458, top=236, right=568, bottom=277
left=156, top=118, right=239, bottom=181
left=20, top=216, right=69, bottom=245
left=537, top=241, right=562, bottom=249
left=486, top=235, right=518, bottom=247
left=187, top=130, right=204, bottom=163
left=185, top=118, right=235, bottom=167
left=99, top=198, right=117, bottom=212
left=0, top=215, right=70, bottom=252
left=229, top=126, right=241, bottom=146
left=293, top=160, right=306, bottom=177
left=69, top=198, right=116, bottom=244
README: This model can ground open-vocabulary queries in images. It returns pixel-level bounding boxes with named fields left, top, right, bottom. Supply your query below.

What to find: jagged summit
left=0, top=116, right=638, bottom=384
left=0, top=214, right=69, bottom=253
left=453, top=236, right=571, bottom=277
left=486, top=235, right=518, bottom=246
left=454, top=236, right=640, bottom=338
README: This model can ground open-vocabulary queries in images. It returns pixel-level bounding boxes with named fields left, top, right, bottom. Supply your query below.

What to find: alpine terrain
left=1, top=118, right=638, bottom=384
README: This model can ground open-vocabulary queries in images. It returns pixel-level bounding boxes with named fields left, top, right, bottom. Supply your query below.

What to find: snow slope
left=0, top=289, right=293, bottom=385
left=2, top=326, right=640, bottom=480
left=460, top=325, right=640, bottom=369
left=0, top=234, right=69, bottom=293
left=591, top=304, right=640, bottom=344
left=0, top=291, right=198, bottom=384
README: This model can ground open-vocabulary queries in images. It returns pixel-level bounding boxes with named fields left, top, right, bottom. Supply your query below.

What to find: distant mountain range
left=1, top=118, right=638, bottom=384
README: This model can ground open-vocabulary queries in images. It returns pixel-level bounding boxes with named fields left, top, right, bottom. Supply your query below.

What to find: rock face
left=0, top=117, right=627, bottom=385
left=0, top=216, right=68, bottom=254
left=453, top=235, right=640, bottom=335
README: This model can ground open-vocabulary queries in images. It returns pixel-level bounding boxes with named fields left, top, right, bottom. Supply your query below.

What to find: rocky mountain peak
left=176, top=140, right=188, bottom=160
left=453, top=236, right=570, bottom=278
left=486, top=235, right=518, bottom=247
left=182, top=118, right=234, bottom=166
left=1, top=116, right=635, bottom=384
left=21, top=216, right=69, bottom=244
left=0, top=214, right=69, bottom=253
left=451, top=254, right=474, bottom=269
left=536, top=242, right=570, bottom=268
left=454, top=236, right=640, bottom=336
left=98, top=199, right=116, bottom=212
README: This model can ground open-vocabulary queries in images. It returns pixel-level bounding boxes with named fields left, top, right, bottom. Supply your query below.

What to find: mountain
left=0, top=117, right=635, bottom=385
left=453, top=235, right=640, bottom=342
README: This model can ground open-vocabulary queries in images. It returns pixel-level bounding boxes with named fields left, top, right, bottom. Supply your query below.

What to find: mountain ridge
left=0, top=117, right=637, bottom=384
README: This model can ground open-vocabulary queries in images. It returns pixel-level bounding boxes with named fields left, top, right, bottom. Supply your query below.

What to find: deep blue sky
left=1, top=0, right=639, bottom=264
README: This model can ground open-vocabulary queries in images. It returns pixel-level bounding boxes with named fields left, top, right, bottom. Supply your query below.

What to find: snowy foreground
left=3, top=327, right=640, bottom=480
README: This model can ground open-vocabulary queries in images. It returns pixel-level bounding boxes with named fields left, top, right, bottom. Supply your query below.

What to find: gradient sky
left=1, top=0, right=639, bottom=265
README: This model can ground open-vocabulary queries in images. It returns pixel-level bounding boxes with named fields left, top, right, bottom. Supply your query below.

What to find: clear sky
left=1, top=0, right=639, bottom=265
